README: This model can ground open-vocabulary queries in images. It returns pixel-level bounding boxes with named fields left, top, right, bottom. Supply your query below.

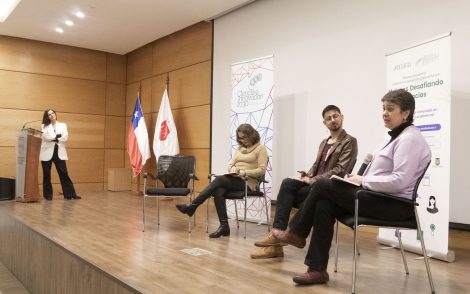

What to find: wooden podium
left=16, top=128, right=42, bottom=202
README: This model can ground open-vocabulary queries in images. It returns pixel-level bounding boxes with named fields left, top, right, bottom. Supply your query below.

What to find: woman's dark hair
left=42, top=109, right=56, bottom=126
left=428, top=195, right=436, bottom=206
left=236, top=123, right=260, bottom=146
left=321, top=105, right=341, bottom=118
left=381, top=89, right=415, bottom=123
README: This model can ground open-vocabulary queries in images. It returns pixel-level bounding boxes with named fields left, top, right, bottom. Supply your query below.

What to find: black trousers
left=289, top=178, right=413, bottom=271
left=192, top=175, right=247, bottom=222
left=272, top=178, right=311, bottom=230
left=41, top=144, right=77, bottom=199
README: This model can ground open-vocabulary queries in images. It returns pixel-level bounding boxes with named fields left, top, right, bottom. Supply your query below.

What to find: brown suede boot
left=250, top=245, right=284, bottom=259
left=254, top=231, right=287, bottom=247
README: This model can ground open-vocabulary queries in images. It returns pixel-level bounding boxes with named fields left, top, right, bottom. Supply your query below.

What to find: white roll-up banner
left=382, top=34, right=454, bottom=262
left=228, top=55, right=274, bottom=223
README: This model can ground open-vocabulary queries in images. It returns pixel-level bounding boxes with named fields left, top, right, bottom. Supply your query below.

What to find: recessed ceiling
left=0, top=0, right=254, bottom=55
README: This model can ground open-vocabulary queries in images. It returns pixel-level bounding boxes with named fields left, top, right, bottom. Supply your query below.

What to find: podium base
left=16, top=196, right=41, bottom=203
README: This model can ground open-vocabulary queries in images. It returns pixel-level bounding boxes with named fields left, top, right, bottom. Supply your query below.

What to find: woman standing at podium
left=39, top=109, right=81, bottom=200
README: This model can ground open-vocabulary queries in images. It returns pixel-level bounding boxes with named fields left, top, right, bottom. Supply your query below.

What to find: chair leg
left=334, top=220, right=339, bottom=272
left=264, top=196, right=270, bottom=232
left=157, top=198, right=160, bottom=226
left=206, top=198, right=210, bottom=233
left=234, top=200, right=240, bottom=229
left=142, top=196, right=146, bottom=232
left=415, top=207, right=435, bottom=293
left=396, top=229, right=409, bottom=274
left=243, top=197, right=247, bottom=239
left=352, top=198, right=359, bottom=294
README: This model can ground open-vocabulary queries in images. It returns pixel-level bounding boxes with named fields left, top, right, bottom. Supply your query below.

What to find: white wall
left=212, top=0, right=470, bottom=224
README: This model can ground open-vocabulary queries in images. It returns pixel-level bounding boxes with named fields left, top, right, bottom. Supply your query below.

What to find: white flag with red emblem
left=153, top=88, right=179, bottom=161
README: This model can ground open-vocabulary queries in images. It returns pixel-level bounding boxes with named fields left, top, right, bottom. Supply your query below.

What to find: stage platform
left=1, top=192, right=469, bottom=294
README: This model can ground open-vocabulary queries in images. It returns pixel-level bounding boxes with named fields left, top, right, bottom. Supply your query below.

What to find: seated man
left=251, top=105, right=358, bottom=259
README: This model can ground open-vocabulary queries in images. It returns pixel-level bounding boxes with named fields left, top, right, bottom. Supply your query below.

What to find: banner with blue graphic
left=381, top=34, right=454, bottom=262
left=229, top=55, right=274, bottom=223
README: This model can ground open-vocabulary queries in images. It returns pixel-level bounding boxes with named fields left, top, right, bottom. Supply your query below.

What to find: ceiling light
left=55, top=27, right=64, bottom=33
left=0, top=0, right=22, bottom=22
left=75, top=11, right=85, bottom=18
left=65, top=20, right=74, bottom=26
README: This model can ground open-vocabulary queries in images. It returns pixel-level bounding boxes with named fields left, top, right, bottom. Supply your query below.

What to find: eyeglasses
left=48, top=112, right=55, bottom=117
left=324, top=113, right=341, bottom=122
left=238, top=135, right=248, bottom=141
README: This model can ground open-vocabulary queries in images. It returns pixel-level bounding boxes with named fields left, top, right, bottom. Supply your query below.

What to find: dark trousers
left=41, top=145, right=77, bottom=199
left=272, top=178, right=311, bottom=230
left=192, top=175, right=247, bottom=223
left=289, top=178, right=413, bottom=271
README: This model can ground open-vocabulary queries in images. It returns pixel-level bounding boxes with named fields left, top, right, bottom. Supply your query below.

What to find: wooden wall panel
left=0, top=147, right=15, bottom=178
left=106, top=83, right=126, bottom=116
left=104, top=149, right=126, bottom=182
left=0, top=36, right=106, bottom=81
left=150, top=74, right=167, bottom=111
left=153, top=22, right=212, bottom=75
left=169, top=61, right=211, bottom=109
left=126, top=44, right=153, bottom=84
left=173, top=105, right=210, bottom=149
left=58, top=113, right=105, bottom=149
left=105, top=116, right=125, bottom=149
left=0, top=71, right=106, bottom=114
left=106, top=54, right=127, bottom=83
left=0, top=109, right=43, bottom=146
left=126, top=79, right=152, bottom=115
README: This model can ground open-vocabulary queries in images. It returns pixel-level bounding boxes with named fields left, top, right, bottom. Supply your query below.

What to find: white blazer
left=40, top=121, right=69, bottom=161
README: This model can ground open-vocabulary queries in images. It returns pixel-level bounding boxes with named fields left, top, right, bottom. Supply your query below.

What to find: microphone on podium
left=22, top=119, right=42, bottom=129
left=357, top=154, right=373, bottom=176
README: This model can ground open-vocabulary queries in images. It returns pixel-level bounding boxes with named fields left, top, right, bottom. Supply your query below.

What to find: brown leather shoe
left=293, top=269, right=329, bottom=285
left=271, top=228, right=306, bottom=249
left=254, top=231, right=287, bottom=247
left=250, top=245, right=284, bottom=259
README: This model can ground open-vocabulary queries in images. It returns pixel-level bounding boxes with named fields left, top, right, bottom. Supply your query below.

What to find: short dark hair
left=322, top=105, right=341, bottom=118
left=42, top=109, right=56, bottom=126
left=236, top=123, right=260, bottom=146
left=382, top=89, right=415, bottom=123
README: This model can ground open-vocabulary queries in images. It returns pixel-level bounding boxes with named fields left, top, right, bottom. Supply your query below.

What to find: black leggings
left=192, top=175, right=247, bottom=206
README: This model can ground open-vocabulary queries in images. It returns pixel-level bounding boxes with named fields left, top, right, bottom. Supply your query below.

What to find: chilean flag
left=127, top=97, right=150, bottom=176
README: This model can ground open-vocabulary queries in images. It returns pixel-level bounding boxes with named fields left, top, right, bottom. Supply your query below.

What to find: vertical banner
left=229, top=55, right=274, bottom=223
left=382, top=34, right=454, bottom=262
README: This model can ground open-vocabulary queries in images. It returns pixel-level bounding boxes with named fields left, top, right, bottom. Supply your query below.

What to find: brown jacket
left=307, top=129, right=358, bottom=184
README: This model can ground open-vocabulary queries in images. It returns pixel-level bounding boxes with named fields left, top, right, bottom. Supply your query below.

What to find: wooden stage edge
left=1, top=191, right=470, bottom=294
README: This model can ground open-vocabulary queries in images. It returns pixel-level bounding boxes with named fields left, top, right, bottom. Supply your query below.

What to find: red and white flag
left=153, top=89, right=179, bottom=161
left=127, top=96, right=151, bottom=176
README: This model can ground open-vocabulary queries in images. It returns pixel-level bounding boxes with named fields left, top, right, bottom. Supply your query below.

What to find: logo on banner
left=236, top=73, right=264, bottom=108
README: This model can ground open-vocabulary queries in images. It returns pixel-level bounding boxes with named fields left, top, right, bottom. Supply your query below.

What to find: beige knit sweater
left=227, top=143, right=268, bottom=191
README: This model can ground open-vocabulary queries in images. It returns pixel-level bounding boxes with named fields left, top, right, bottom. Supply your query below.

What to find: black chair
left=334, top=161, right=434, bottom=294
left=206, top=173, right=270, bottom=238
left=142, top=155, right=197, bottom=233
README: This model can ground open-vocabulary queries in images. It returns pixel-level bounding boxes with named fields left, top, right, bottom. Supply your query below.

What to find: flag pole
left=135, top=81, right=143, bottom=196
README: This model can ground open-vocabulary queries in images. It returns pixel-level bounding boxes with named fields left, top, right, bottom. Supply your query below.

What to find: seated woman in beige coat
left=176, top=123, right=268, bottom=238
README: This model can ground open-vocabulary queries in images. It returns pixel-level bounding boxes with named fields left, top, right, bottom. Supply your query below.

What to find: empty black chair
left=143, top=155, right=197, bottom=232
